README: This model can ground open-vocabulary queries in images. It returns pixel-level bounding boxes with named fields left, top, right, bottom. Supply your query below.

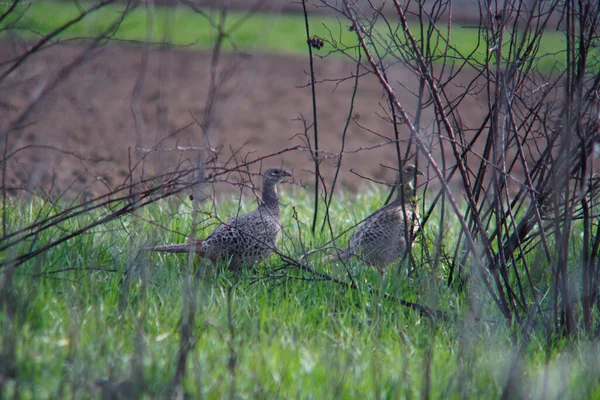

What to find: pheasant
left=147, top=167, right=291, bottom=270
left=334, top=164, right=424, bottom=272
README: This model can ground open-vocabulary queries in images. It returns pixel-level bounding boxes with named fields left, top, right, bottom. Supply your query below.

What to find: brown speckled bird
left=146, top=167, right=291, bottom=270
left=335, top=164, right=423, bottom=271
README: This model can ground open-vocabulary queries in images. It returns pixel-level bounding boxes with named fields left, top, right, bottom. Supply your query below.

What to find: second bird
left=334, top=164, right=424, bottom=272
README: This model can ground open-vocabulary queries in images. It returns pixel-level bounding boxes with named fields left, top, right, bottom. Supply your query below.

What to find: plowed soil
left=1, top=39, right=489, bottom=199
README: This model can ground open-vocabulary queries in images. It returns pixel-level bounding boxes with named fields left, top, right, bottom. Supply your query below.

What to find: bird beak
left=416, top=169, right=424, bottom=176
left=280, top=170, right=292, bottom=183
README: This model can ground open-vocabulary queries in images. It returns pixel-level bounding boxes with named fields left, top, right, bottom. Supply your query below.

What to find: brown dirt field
left=1, top=39, right=491, bottom=199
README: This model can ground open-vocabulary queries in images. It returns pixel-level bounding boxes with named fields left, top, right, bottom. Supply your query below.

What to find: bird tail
left=145, top=240, right=203, bottom=254
left=325, top=247, right=352, bottom=263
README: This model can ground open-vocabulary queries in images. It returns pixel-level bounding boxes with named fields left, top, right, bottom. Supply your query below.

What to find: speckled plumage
left=336, top=164, right=423, bottom=271
left=147, top=167, right=291, bottom=270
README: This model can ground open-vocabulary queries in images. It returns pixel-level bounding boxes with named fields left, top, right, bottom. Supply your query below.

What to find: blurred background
left=0, top=0, right=496, bottom=198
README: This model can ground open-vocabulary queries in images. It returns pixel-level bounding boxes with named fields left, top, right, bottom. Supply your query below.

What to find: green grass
left=0, top=1, right=573, bottom=70
left=1, top=187, right=599, bottom=398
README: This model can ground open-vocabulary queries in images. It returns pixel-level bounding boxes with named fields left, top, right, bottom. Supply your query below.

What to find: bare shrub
left=311, top=0, right=600, bottom=335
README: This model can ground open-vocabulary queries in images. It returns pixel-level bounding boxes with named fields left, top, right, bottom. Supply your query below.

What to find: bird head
left=396, top=163, right=424, bottom=196
left=264, top=167, right=292, bottom=184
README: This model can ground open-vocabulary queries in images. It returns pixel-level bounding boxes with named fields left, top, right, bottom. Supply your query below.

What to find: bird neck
left=261, top=179, right=280, bottom=211
left=396, top=181, right=415, bottom=202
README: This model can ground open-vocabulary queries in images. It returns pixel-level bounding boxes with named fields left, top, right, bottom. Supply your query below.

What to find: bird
left=333, top=164, right=424, bottom=272
left=146, top=167, right=292, bottom=270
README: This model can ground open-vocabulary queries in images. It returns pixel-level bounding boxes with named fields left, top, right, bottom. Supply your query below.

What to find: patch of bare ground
left=1, top=39, right=498, bottom=200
